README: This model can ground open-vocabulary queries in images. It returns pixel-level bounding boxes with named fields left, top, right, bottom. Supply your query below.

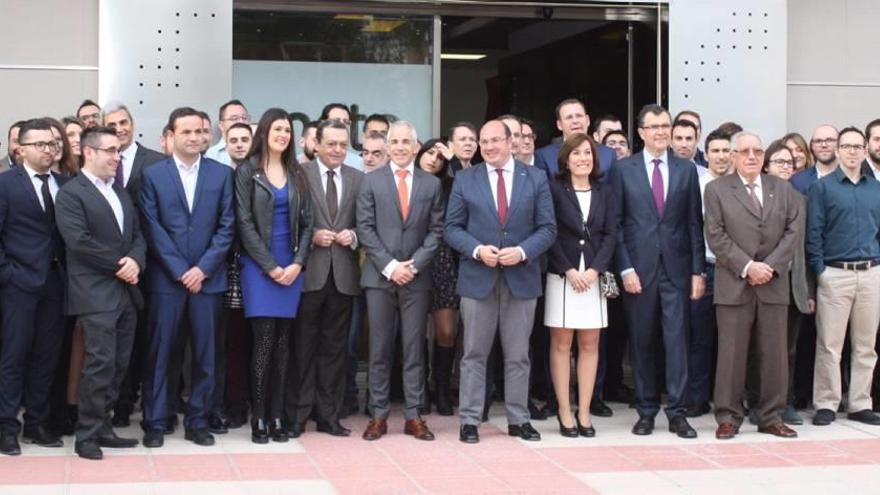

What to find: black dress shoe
left=75, top=440, right=103, bottom=460
left=143, top=430, right=164, bottom=448
left=669, top=417, right=698, bottom=439
left=556, top=413, right=578, bottom=438
left=111, top=413, right=130, bottom=428
left=208, top=414, right=230, bottom=434
left=97, top=431, right=139, bottom=448
left=577, top=417, right=596, bottom=438
left=685, top=402, right=711, bottom=418
left=185, top=428, right=215, bottom=446
left=848, top=409, right=880, bottom=425
left=252, top=419, right=269, bottom=444
left=508, top=422, right=541, bottom=441
left=269, top=419, right=288, bottom=443
left=459, top=424, right=479, bottom=443
left=529, top=399, right=548, bottom=421
left=22, top=425, right=63, bottom=447
left=632, top=417, right=654, bottom=435
left=589, top=399, right=613, bottom=418
left=316, top=421, right=352, bottom=437
left=813, top=408, right=836, bottom=426
left=0, top=432, right=21, bottom=456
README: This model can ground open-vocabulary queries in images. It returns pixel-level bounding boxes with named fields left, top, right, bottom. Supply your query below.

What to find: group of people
left=1, top=95, right=880, bottom=461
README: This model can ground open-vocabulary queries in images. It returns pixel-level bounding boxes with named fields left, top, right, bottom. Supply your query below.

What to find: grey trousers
left=366, top=286, right=430, bottom=421
left=459, top=279, right=536, bottom=426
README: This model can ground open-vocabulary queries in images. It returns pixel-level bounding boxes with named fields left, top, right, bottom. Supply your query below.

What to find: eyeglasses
left=87, top=146, right=121, bottom=155
left=521, top=133, right=535, bottom=142
left=641, top=124, right=672, bottom=132
left=811, top=138, right=836, bottom=146
left=222, top=114, right=251, bottom=123
left=839, top=144, right=866, bottom=152
left=768, top=158, right=794, bottom=168
left=20, top=141, right=60, bottom=152
left=733, top=148, right=765, bottom=157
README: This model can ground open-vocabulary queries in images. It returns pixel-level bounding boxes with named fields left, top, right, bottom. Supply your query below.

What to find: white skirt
left=544, top=256, right=608, bottom=329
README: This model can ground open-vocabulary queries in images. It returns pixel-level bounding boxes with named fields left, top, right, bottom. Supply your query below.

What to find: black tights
left=249, top=317, right=291, bottom=423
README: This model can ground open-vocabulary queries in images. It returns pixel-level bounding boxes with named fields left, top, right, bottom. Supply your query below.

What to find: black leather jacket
left=234, top=159, right=313, bottom=273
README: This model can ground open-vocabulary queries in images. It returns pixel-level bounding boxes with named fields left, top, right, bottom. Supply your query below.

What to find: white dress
left=544, top=190, right=608, bottom=329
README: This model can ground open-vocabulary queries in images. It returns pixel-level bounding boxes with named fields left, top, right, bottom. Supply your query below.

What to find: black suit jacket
left=55, top=173, right=147, bottom=314
left=0, top=165, right=69, bottom=292
left=547, top=180, right=616, bottom=276
left=124, top=142, right=166, bottom=200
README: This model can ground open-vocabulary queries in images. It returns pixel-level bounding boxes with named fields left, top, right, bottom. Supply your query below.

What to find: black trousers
left=0, top=269, right=65, bottom=434
left=75, top=294, right=137, bottom=442
left=287, top=275, right=353, bottom=426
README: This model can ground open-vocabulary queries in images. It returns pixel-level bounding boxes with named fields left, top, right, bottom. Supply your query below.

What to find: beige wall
left=0, top=0, right=98, bottom=155
left=787, top=0, right=880, bottom=137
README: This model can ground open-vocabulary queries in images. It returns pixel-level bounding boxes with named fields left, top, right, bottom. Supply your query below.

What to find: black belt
left=826, top=259, right=880, bottom=271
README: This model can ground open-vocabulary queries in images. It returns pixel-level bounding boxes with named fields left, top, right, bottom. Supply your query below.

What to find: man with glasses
left=0, top=119, right=70, bottom=455
left=0, top=121, right=24, bottom=172
left=206, top=100, right=250, bottom=166
left=790, top=125, right=839, bottom=195
left=56, top=126, right=147, bottom=460
left=609, top=104, right=705, bottom=438
left=535, top=98, right=616, bottom=182
left=704, top=132, right=800, bottom=440
left=517, top=119, right=536, bottom=165
left=807, top=127, right=880, bottom=427
left=76, top=100, right=102, bottom=129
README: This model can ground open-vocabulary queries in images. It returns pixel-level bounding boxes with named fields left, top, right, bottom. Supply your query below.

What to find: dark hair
left=246, top=108, right=306, bottom=193
left=865, top=119, right=880, bottom=141
left=520, top=117, right=535, bottom=130
left=602, top=130, right=628, bottom=146
left=555, top=98, right=586, bottom=120
left=197, top=110, right=211, bottom=124
left=672, top=119, right=699, bottom=135
left=362, top=130, right=387, bottom=143
left=592, top=114, right=621, bottom=134
left=8, top=120, right=26, bottom=140
left=556, top=133, right=602, bottom=184
left=218, top=99, right=246, bottom=121
left=17, top=118, right=54, bottom=144
left=838, top=126, right=866, bottom=145
left=637, top=104, right=669, bottom=128
left=80, top=126, right=118, bottom=150
left=319, top=103, right=350, bottom=121
left=363, top=113, right=389, bottom=132
left=704, top=129, right=730, bottom=151
left=449, top=121, right=477, bottom=138
left=301, top=120, right=319, bottom=137
left=45, top=117, right=77, bottom=176
left=762, top=139, right=793, bottom=174
left=226, top=122, right=253, bottom=135
left=166, top=107, right=203, bottom=132
left=714, top=121, right=743, bottom=139
left=76, top=99, right=100, bottom=115
left=61, top=117, right=86, bottom=170
left=316, top=119, right=349, bottom=143
left=674, top=110, right=702, bottom=128
left=781, top=132, right=814, bottom=168
left=416, top=138, right=452, bottom=194
left=61, top=116, right=85, bottom=129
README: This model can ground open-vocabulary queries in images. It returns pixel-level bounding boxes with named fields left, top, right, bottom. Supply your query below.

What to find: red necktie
left=496, top=168, right=508, bottom=225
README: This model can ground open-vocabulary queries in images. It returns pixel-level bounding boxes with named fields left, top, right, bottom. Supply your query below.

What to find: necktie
left=651, top=158, right=665, bottom=218
left=35, top=174, right=55, bottom=227
left=396, top=169, right=409, bottom=221
left=326, top=169, right=338, bottom=222
left=746, top=182, right=762, bottom=214
left=496, top=168, right=508, bottom=225
left=115, top=155, right=125, bottom=187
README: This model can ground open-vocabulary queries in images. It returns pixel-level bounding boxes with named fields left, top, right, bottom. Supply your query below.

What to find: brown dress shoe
left=404, top=418, right=435, bottom=441
left=715, top=423, right=739, bottom=440
left=758, top=423, right=798, bottom=438
left=362, top=419, right=388, bottom=441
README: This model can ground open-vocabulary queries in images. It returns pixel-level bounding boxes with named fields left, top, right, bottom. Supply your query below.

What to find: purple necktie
left=651, top=158, right=664, bottom=218
left=115, top=155, right=125, bottom=187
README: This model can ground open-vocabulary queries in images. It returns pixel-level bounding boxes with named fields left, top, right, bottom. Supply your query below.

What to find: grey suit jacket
left=0, top=155, right=14, bottom=173
left=302, top=161, right=364, bottom=295
left=356, top=164, right=445, bottom=291
left=790, top=195, right=816, bottom=313
left=704, top=173, right=800, bottom=306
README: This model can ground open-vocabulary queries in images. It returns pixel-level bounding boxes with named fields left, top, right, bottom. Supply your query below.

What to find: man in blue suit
left=139, top=107, right=235, bottom=448
left=534, top=98, right=616, bottom=181
left=790, top=125, right=839, bottom=196
left=445, top=120, right=556, bottom=444
left=609, top=104, right=706, bottom=438
left=0, top=119, right=69, bottom=455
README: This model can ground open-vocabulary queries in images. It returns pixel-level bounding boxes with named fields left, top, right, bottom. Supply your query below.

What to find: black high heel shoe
left=577, top=416, right=596, bottom=437
left=269, top=418, right=288, bottom=443
left=251, top=419, right=269, bottom=444
left=557, top=413, right=579, bottom=438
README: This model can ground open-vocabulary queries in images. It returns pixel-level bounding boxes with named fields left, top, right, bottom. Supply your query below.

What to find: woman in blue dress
left=235, top=108, right=312, bottom=444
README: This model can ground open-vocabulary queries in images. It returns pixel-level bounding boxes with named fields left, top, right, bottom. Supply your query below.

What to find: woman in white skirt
left=545, top=134, right=617, bottom=437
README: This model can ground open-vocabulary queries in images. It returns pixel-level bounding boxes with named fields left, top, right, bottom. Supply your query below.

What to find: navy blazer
left=609, top=152, right=705, bottom=290
left=789, top=166, right=818, bottom=196
left=444, top=160, right=556, bottom=300
left=534, top=141, right=616, bottom=183
left=547, top=180, right=616, bottom=276
left=139, top=157, right=235, bottom=295
left=0, top=165, right=68, bottom=292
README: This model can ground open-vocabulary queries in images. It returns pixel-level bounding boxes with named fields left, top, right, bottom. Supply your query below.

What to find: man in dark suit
left=445, top=120, right=556, bottom=444
left=705, top=131, right=800, bottom=440
left=534, top=98, right=616, bottom=182
left=357, top=120, right=444, bottom=442
left=101, top=102, right=167, bottom=427
left=0, top=121, right=23, bottom=173
left=288, top=119, right=364, bottom=437
left=138, top=107, right=235, bottom=448
left=609, top=104, right=705, bottom=438
left=789, top=125, right=839, bottom=196
left=56, top=126, right=147, bottom=460
left=0, top=119, right=69, bottom=455
left=447, top=122, right=480, bottom=176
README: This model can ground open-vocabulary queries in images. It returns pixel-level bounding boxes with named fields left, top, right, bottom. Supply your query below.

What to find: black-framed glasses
left=811, top=138, right=836, bottom=146
left=86, top=145, right=121, bottom=155
left=20, top=141, right=60, bottom=152
left=768, top=158, right=794, bottom=168
left=839, top=144, right=866, bottom=152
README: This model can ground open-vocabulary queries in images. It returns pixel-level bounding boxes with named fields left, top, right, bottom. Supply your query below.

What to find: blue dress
left=240, top=182, right=304, bottom=318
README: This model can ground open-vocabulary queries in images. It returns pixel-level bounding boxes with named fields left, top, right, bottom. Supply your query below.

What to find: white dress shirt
left=317, top=159, right=358, bottom=250
left=382, top=162, right=417, bottom=280
left=81, top=169, right=124, bottom=233
left=119, top=142, right=139, bottom=188
left=738, top=173, right=764, bottom=278
left=643, top=150, right=669, bottom=201
left=698, top=171, right=721, bottom=264
left=473, top=157, right=527, bottom=262
left=22, top=162, right=59, bottom=211
left=173, top=154, right=200, bottom=212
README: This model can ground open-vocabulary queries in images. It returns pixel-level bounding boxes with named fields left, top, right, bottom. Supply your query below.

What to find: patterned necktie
left=396, top=169, right=409, bottom=221
left=326, top=169, right=338, bottom=222
left=746, top=182, right=762, bottom=214
left=651, top=158, right=664, bottom=217
left=496, top=168, right=508, bottom=225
